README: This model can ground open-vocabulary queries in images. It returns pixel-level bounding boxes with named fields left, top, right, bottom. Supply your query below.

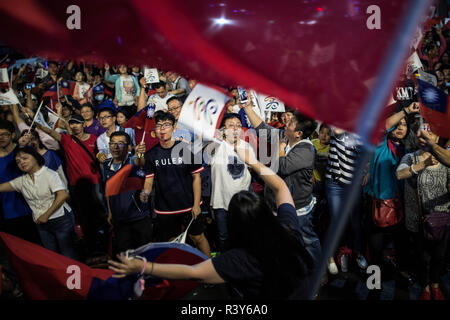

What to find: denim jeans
left=297, top=205, right=322, bottom=268
left=213, top=208, right=230, bottom=253
left=36, top=209, right=79, bottom=260
left=325, top=178, right=363, bottom=254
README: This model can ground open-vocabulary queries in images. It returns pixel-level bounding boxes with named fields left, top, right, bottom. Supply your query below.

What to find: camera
left=25, top=83, right=36, bottom=90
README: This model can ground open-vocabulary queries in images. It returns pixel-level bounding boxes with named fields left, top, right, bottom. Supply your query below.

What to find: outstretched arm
left=108, top=254, right=225, bottom=284
left=234, top=143, right=294, bottom=208
left=35, top=122, right=62, bottom=142
left=0, top=182, right=15, bottom=193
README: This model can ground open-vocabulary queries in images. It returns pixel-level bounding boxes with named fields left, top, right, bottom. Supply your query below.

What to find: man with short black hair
left=138, top=78, right=174, bottom=113
left=96, top=107, right=135, bottom=162
left=241, top=102, right=322, bottom=267
left=166, top=96, right=194, bottom=143
left=103, top=131, right=152, bottom=253
left=140, top=111, right=211, bottom=257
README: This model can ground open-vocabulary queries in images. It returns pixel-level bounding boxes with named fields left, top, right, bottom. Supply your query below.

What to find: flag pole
left=300, top=0, right=433, bottom=300
left=28, top=100, right=44, bottom=133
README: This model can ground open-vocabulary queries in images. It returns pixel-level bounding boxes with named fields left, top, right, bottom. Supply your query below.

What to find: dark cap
left=68, top=114, right=84, bottom=124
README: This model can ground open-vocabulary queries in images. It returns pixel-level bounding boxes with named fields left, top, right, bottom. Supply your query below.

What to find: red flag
left=105, top=164, right=144, bottom=197
left=417, top=79, right=450, bottom=138
left=0, top=232, right=112, bottom=300
left=0, top=0, right=427, bottom=136
left=123, top=108, right=159, bottom=151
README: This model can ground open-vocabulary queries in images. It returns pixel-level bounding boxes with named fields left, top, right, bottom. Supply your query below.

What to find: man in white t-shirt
left=208, top=113, right=255, bottom=252
left=147, top=81, right=174, bottom=112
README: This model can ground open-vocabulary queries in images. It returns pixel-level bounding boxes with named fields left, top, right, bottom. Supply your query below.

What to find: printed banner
left=178, top=83, right=229, bottom=141
left=0, top=89, right=19, bottom=105
left=144, top=68, right=160, bottom=84
left=405, top=51, right=423, bottom=76
left=256, top=94, right=286, bottom=112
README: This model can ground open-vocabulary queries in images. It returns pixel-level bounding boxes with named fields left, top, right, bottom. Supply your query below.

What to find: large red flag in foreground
left=0, top=0, right=427, bottom=140
left=0, top=232, right=206, bottom=300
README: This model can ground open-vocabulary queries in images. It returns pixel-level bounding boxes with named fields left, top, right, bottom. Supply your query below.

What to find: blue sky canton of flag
left=417, top=79, right=448, bottom=113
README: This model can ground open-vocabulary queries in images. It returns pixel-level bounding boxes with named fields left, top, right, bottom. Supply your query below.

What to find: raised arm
left=241, top=100, right=263, bottom=129
left=417, top=130, right=450, bottom=167
left=35, top=122, right=62, bottom=142
left=385, top=102, right=419, bottom=131
left=234, top=143, right=294, bottom=208
left=10, top=103, right=25, bottom=125
left=137, top=77, right=148, bottom=112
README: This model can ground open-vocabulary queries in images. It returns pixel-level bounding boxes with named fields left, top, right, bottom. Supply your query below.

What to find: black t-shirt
left=144, top=141, right=203, bottom=214
left=211, top=203, right=303, bottom=299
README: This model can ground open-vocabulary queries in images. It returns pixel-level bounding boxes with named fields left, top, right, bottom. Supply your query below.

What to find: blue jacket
left=103, top=155, right=149, bottom=223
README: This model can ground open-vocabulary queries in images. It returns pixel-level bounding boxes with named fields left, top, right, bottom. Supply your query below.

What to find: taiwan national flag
left=105, top=164, right=144, bottom=197
left=417, top=79, right=450, bottom=138
left=0, top=232, right=207, bottom=300
left=123, top=105, right=159, bottom=151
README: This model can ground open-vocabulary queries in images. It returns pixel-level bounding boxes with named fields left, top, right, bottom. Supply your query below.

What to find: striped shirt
left=325, top=130, right=362, bottom=185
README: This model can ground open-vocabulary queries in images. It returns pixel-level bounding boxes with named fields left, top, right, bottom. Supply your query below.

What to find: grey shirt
left=398, top=151, right=450, bottom=232
left=256, top=122, right=315, bottom=211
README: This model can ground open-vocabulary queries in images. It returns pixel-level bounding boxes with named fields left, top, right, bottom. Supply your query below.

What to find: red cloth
left=60, top=134, right=100, bottom=186
left=0, top=0, right=419, bottom=142
left=122, top=116, right=159, bottom=152
left=0, top=232, right=112, bottom=300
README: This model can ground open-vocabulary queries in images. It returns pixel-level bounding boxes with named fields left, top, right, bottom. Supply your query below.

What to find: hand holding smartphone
left=237, top=86, right=248, bottom=103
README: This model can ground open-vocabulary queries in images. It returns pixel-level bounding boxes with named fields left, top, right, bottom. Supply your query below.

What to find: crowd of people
left=0, top=16, right=449, bottom=300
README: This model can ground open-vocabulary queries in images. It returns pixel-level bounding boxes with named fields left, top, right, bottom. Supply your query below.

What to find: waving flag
left=0, top=231, right=207, bottom=300
left=122, top=105, right=159, bottom=151
left=0, top=0, right=429, bottom=138
left=417, top=79, right=450, bottom=138
left=178, top=83, right=229, bottom=141
left=105, top=164, right=144, bottom=197
left=41, top=83, right=58, bottom=105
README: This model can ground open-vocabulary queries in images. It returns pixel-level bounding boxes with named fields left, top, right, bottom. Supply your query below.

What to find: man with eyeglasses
left=140, top=111, right=211, bottom=257
left=166, top=96, right=194, bottom=143
left=102, top=131, right=152, bottom=254
left=0, top=120, right=39, bottom=244
left=166, top=71, right=191, bottom=102
left=96, top=106, right=135, bottom=163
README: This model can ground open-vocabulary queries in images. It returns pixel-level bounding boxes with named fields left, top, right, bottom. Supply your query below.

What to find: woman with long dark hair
left=364, top=102, right=420, bottom=288
left=109, top=144, right=314, bottom=299
left=396, top=127, right=449, bottom=300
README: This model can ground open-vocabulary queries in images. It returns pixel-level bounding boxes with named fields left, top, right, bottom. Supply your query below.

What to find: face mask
left=95, top=94, right=104, bottom=101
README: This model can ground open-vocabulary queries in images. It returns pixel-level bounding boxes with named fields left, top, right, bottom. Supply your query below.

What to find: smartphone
left=237, top=86, right=248, bottom=103
left=421, top=122, right=431, bottom=132
left=25, top=83, right=35, bottom=90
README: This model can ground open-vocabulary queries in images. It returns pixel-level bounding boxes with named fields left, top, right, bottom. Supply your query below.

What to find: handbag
left=422, top=212, right=450, bottom=241
left=372, top=196, right=404, bottom=227
left=413, top=154, right=450, bottom=241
